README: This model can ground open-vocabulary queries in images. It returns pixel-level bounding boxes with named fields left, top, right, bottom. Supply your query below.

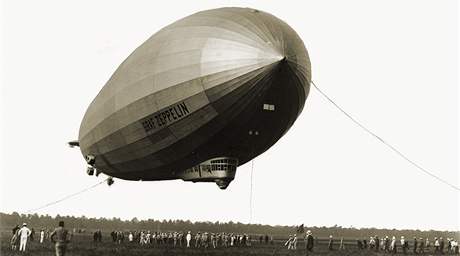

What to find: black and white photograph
left=1, top=0, right=458, bottom=255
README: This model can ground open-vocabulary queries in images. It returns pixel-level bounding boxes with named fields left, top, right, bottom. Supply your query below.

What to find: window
left=263, top=103, right=275, bottom=111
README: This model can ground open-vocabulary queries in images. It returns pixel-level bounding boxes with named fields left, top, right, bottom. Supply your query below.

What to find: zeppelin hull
left=78, top=7, right=311, bottom=181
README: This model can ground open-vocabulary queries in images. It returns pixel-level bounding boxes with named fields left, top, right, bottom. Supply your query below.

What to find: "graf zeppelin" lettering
left=141, top=102, right=190, bottom=133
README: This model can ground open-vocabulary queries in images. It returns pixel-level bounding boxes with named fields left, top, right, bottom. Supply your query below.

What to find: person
left=93, top=230, right=99, bottom=243
left=439, top=237, right=444, bottom=254
left=434, top=237, right=440, bottom=253
left=292, top=234, right=297, bottom=250
left=195, top=232, right=201, bottom=247
left=40, top=229, right=45, bottom=243
left=173, top=232, right=178, bottom=247
left=17, top=223, right=31, bottom=252
left=186, top=231, right=192, bottom=248
left=390, top=236, right=397, bottom=254
left=211, top=233, right=217, bottom=248
left=375, top=236, right=380, bottom=251
left=418, top=237, right=425, bottom=254
left=305, top=230, right=314, bottom=255
left=400, top=236, right=406, bottom=254
left=369, top=236, right=375, bottom=249
left=285, top=235, right=293, bottom=250
left=202, top=232, right=208, bottom=248
left=384, top=236, right=390, bottom=252
left=452, top=240, right=459, bottom=254
left=50, top=221, right=69, bottom=256
left=179, top=232, right=184, bottom=247
left=128, top=232, right=133, bottom=242
left=10, top=230, right=19, bottom=250
left=413, top=236, right=418, bottom=254
left=30, top=228, right=35, bottom=241
left=357, top=239, right=363, bottom=249
left=339, top=237, right=345, bottom=250
left=328, top=235, right=334, bottom=250
left=12, top=225, right=20, bottom=236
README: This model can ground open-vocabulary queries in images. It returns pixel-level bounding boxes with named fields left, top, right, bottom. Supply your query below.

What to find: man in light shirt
left=186, top=231, right=192, bottom=248
left=17, top=223, right=31, bottom=252
left=40, top=229, right=45, bottom=243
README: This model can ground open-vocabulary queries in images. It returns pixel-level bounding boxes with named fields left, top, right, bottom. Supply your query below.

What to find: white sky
left=1, top=0, right=458, bottom=231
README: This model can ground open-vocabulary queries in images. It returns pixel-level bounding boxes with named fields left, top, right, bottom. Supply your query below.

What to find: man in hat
left=305, top=230, right=314, bottom=254
left=400, top=236, right=407, bottom=254
left=17, top=223, right=31, bottom=252
left=328, top=235, right=334, bottom=251
left=186, top=231, right=192, bottom=248
left=50, top=221, right=70, bottom=256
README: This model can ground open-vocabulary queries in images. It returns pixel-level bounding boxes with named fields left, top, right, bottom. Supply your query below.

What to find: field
left=1, top=231, right=457, bottom=256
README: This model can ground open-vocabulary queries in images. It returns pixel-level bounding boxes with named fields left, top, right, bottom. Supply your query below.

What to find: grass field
left=1, top=231, right=456, bottom=256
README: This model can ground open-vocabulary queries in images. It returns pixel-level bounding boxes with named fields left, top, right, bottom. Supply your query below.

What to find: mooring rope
left=311, top=80, right=459, bottom=191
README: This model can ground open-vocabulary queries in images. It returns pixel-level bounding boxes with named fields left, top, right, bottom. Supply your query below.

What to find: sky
left=1, top=0, right=458, bottom=231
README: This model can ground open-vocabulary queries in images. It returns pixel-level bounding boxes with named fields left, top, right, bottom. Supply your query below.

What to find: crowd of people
left=102, top=230, right=274, bottom=248
left=8, top=223, right=459, bottom=255
left=283, top=232, right=460, bottom=255
left=10, top=221, right=70, bottom=255
left=357, top=235, right=460, bottom=255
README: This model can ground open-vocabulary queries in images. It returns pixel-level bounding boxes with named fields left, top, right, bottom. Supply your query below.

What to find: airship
left=72, top=7, right=311, bottom=189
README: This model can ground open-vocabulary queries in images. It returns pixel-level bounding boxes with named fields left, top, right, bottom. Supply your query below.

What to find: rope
left=25, top=178, right=109, bottom=213
left=249, top=159, right=254, bottom=223
left=311, top=81, right=459, bottom=191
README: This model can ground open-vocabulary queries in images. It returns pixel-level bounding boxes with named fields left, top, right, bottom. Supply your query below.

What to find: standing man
left=186, top=231, right=192, bottom=248
left=305, top=230, right=314, bottom=255
left=375, top=236, right=380, bottom=251
left=434, top=237, right=440, bottom=253
left=285, top=235, right=293, bottom=250
left=40, top=229, right=45, bottom=243
left=400, top=236, right=406, bottom=254
left=439, top=237, right=444, bottom=254
left=17, top=223, right=31, bottom=252
left=413, top=236, right=418, bottom=254
left=390, top=236, right=397, bottom=254
left=12, top=225, right=20, bottom=236
left=418, top=237, right=425, bottom=254
left=328, top=235, right=334, bottom=251
left=50, top=221, right=69, bottom=256
left=339, top=237, right=345, bottom=250
left=292, top=234, right=297, bottom=250
left=195, top=232, right=201, bottom=248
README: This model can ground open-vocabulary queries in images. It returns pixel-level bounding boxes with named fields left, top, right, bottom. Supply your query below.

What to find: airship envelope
left=77, top=7, right=311, bottom=189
